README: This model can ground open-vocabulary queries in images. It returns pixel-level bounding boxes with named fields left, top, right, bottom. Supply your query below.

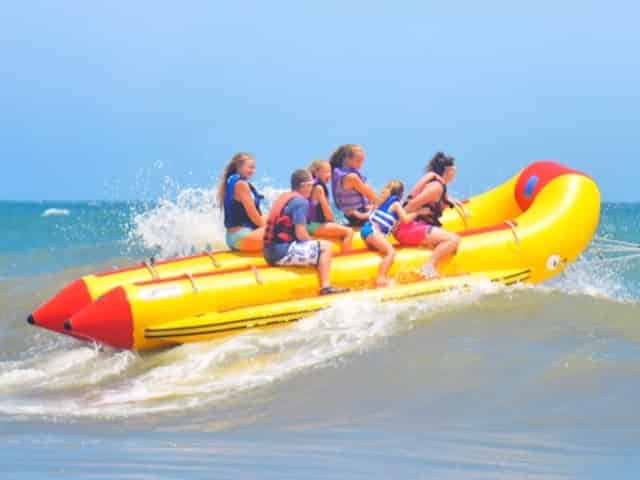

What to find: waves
left=1, top=197, right=639, bottom=434
left=1, top=270, right=638, bottom=427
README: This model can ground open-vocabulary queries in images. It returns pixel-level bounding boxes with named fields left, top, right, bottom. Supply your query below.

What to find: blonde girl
left=306, top=160, right=353, bottom=252
left=360, top=181, right=428, bottom=287
left=217, top=152, right=265, bottom=251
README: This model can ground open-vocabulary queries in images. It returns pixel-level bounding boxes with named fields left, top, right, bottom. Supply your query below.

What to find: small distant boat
left=29, top=161, right=600, bottom=351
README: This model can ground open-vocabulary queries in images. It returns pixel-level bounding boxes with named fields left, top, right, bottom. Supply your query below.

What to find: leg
left=314, top=223, right=354, bottom=253
left=238, top=227, right=265, bottom=252
left=316, top=240, right=333, bottom=289
left=366, top=233, right=396, bottom=287
left=421, top=227, right=460, bottom=276
left=276, top=240, right=347, bottom=295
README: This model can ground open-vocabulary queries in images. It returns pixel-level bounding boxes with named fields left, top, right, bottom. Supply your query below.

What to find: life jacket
left=405, top=178, right=452, bottom=227
left=264, top=192, right=304, bottom=247
left=369, top=195, right=400, bottom=235
left=223, top=174, right=264, bottom=229
left=331, top=167, right=369, bottom=212
left=307, top=178, right=329, bottom=223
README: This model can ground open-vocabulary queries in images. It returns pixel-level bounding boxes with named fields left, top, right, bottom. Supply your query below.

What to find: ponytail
left=426, top=152, right=455, bottom=176
left=375, top=180, right=404, bottom=208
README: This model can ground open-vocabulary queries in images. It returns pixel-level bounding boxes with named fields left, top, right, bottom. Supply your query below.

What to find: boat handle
left=504, top=220, right=520, bottom=245
left=184, top=272, right=199, bottom=293
left=452, top=201, right=470, bottom=230
left=143, top=258, right=159, bottom=279
left=251, top=266, right=264, bottom=285
left=205, top=250, right=220, bottom=268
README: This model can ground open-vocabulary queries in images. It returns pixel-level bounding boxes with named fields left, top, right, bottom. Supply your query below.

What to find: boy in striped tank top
left=360, top=181, right=429, bottom=287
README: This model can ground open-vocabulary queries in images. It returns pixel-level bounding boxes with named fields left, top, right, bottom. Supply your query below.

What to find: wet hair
left=329, top=144, right=363, bottom=171
left=426, top=152, right=455, bottom=176
left=291, top=169, right=312, bottom=191
left=217, top=152, right=255, bottom=207
left=308, top=160, right=330, bottom=177
left=376, top=180, right=404, bottom=208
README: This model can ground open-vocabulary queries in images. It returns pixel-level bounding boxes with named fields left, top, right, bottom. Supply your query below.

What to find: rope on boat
left=452, top=201, right=470, bottom=230
left=184, top=272, right=199, bottom=293
left=504, top=220, right=520, bottom=245
left=143, top=258, right=159, bottom=279
left=251, top=266, right=264, bottom=285
left=594, top=236, right=640, bottom=249
left=205, top=250, right=220, bottom=268
left=579, top=253, right=640, bottom=265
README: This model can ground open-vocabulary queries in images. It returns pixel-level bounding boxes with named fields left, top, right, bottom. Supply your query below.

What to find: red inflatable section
left=30, top=279, right=92, bottom=333
left=514, top=161, right=582, bottom=212
left=67, top=286, right=133, bottom=349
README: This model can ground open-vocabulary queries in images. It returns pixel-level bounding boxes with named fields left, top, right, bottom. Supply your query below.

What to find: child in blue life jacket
left=360, top=181, right=430, bottom=287
left=307, top=160, right=354, bottom=252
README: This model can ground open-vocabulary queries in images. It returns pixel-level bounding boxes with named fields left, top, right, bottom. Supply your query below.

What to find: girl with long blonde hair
left=217, top=152, right=265, bottom=251
left=306, top=160, right=353, bottom=252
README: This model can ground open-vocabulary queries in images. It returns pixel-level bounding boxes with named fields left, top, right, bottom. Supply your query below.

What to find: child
left=218, top=152, right=266, bottom=251
left=264, top=169, right=349, bottom=296
left=360, top=181, right=428, bottom=287
left=307, top=160, right=354, bottom=252
left=329, top=144, right=377, bottom=226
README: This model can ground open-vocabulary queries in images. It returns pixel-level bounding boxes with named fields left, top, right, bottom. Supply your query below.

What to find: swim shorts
left=394, top=221, right=434, bottom=246
left=225, top=227, right=254, bottom=251
left=275, top=241, right=321, bottom=266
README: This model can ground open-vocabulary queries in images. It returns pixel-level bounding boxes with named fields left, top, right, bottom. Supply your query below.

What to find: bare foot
left=420, top=264, right=440, bottom=280
left=376, top=277, right=390, bottom=288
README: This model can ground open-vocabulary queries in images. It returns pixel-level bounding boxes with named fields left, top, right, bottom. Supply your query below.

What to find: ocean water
left=1, top=196, right=639, bottom=479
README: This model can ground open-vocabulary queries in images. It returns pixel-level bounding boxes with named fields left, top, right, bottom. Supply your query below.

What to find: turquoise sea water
left=1, top=199, right=639, bottom=479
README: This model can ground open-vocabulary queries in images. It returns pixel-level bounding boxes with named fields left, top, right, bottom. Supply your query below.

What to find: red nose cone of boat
left=66, top=287, right=133, bottom=349
left=29, top=279, right=92, bottom=334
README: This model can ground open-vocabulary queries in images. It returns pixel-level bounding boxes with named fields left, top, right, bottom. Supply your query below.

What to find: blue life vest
left=369, top=195, right=400, bottom=235
left=223, top=174, right=264, bottom=229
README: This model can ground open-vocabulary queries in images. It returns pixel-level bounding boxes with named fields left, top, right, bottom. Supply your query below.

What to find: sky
left=0, top=1, right=638, bottom=202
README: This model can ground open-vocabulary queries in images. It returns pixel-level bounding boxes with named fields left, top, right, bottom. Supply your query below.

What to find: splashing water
left=126, top=182, right=284, bottom=258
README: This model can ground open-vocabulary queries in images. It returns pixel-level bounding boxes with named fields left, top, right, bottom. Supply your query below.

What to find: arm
left=405, top=182, right=443, bottom=212
left=292, top=198, right=311, bottom=240
left=295, top=223, right=312, bottom=241
left=391, top=202, right=419, bottom=224
left=344, top=173, right=377, bottom=203
left=235, top=182, right=265, bottom=227
left=314, top=185, right=335, bottom=222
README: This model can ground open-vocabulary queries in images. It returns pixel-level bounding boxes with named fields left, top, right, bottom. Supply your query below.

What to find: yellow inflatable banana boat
left=30, top=161, right=600, bottom=350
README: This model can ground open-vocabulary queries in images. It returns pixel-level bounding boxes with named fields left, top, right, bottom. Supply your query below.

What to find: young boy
left=264, top=169, right=349, bottom=296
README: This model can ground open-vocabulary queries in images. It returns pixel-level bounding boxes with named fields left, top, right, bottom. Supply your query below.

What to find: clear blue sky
left=1, top=1, right=638, bottom=201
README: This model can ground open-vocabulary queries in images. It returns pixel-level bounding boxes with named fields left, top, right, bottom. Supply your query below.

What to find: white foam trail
left=42, top=208, right=70, bottom=217
left=0, top=282, right=502, bottom=419
left=127, top=183, right=283, bottom=258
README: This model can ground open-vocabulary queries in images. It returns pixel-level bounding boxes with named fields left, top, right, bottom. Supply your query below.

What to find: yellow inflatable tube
left=52, top=161, right=600, bottom=351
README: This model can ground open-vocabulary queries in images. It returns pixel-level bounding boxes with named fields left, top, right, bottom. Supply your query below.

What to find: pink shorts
left=394, top=221, right=434, bottom=246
